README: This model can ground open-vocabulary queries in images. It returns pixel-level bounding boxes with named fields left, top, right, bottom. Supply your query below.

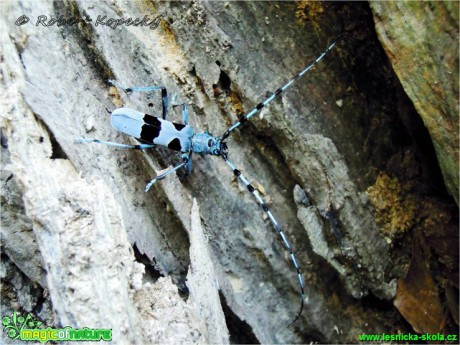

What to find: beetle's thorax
left=192, top=132, right=225, bottom=155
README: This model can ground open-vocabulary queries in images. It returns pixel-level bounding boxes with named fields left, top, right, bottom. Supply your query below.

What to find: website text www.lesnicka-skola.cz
left=359, top=332, right=458, bottom=342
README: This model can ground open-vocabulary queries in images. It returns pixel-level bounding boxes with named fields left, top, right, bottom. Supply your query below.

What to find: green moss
left=367, top=173, right=417, bottom=236
left=295, top=1, right=325, bottom=26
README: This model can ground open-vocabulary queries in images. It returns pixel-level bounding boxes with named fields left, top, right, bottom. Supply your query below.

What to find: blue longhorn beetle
left=78, top=40, right=337, bottom=325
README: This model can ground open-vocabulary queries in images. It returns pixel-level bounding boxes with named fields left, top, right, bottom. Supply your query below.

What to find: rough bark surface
left=1, top=1, right=458, bottom=344
left=370, top=1, right=459, bottom=205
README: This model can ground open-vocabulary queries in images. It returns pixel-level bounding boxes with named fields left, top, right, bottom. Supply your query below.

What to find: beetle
left=78, top=39, right=338, bottom=324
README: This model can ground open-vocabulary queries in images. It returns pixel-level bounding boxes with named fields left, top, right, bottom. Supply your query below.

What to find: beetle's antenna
left=222, top=155, right=305, bottom=325
left=220, top=39, right=338, bottom=141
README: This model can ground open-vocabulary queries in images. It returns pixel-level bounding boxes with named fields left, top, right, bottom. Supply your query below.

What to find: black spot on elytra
left=143, top=114, right=162, bottom=127
left=140, top=125, right=161, bottom=143
left=173, top=122, right=186, bottom=131
left=167, top=138, right=182, bottom=151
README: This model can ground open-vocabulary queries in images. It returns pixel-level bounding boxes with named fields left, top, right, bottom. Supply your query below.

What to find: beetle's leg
left=108, top=80, right=169, bottom=120
left=76, top=138, right=155, bottom=150
left=183, top=152, right=193, bottom=175
left=145, top=153, right=190, bottom=192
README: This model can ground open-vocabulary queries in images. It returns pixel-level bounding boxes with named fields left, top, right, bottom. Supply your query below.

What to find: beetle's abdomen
left=111, top=108, right=193, bottom=152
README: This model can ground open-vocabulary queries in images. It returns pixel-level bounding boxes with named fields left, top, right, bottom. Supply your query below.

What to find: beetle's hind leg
left=108, top=80, right=169, bottom=120
left=76, top=138, right=155, bottom=150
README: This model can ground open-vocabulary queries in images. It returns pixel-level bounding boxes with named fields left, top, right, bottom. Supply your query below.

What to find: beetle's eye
left=208, top=139, right=213, bottom=147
